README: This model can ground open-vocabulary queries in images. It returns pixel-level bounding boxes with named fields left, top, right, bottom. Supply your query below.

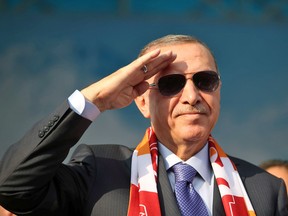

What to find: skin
left=0, top=205, right=15, bottom=216
left=81, top=43, right=221, bottom=161
left=135, top=43, right=221, bottom=160
left=266, top=166, right=288, bottom=194
left=81, top=49, right=177, bottom=112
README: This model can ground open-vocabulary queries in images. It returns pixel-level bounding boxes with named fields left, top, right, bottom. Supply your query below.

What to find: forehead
left=151, top=43, right=217, bottom=78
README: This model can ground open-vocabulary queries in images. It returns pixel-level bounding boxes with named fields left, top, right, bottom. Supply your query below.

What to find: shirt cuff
left=68, top=90, right=101, bottom=122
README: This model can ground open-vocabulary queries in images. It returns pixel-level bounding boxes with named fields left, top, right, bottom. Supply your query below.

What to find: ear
left=134, top=94, right=151, bottom=118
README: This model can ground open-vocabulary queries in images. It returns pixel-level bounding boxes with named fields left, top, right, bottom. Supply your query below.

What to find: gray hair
left=139, top=34, right=218, bottom=72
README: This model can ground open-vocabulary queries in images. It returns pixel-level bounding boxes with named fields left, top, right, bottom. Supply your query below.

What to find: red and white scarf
left=127, top=127, right=256, bottom=216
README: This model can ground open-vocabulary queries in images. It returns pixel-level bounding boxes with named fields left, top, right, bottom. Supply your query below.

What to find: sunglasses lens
left=158, top=74, right=186, bottom=96
left=156, top=71, right=220, bottom=96
left=193, top=71, right=219, bottom=92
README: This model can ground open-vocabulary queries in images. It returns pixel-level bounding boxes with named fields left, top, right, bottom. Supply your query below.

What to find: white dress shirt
left=158, top=142, right=214, bottom=215
left=68, top=90, right=100, bottom=121
left=68, top=89, right=214, bottom=215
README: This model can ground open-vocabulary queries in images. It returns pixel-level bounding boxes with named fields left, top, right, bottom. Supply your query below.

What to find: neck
left=164, top=140, right=207, bottom=161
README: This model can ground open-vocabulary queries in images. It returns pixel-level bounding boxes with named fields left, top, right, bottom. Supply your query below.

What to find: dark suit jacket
left=0, top=101, right=287, bottom=216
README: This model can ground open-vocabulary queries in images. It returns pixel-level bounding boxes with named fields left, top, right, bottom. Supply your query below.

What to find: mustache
left=174, top=103, right=207, bottom=116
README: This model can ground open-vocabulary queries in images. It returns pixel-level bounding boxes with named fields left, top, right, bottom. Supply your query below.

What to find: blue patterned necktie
left=172, top=163, right=209, bottom=216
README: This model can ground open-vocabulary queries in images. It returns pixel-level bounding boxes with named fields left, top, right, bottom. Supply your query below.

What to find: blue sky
left=0, top=4, right=287, bottom=165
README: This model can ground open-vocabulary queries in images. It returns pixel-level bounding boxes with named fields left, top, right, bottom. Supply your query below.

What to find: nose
left=179, top=79, right=202, bottom=105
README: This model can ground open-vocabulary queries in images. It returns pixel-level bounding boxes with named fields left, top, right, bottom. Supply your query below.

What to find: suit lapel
left=157, top=155, right=181, bottom=216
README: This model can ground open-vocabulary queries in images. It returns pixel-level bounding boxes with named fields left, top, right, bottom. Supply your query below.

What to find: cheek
left=150, top=100, right=167, bottom=120
left=207, top=93, right=221, bottom=122
left=149, top=97, right=175, bottom=126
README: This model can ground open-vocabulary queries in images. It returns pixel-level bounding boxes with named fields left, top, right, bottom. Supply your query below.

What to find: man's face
left=138, top=43, right=221, bottom=154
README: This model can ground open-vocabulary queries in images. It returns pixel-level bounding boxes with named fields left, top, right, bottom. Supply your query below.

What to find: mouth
left=176, top=112, right=204, bottom=118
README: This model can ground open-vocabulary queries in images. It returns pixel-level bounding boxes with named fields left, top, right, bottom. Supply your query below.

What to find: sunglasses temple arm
left=149, top=83, right=157, bottom=89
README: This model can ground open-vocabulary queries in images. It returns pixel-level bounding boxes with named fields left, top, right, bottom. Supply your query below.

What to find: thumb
left=134, top=81, right=150, bottom=97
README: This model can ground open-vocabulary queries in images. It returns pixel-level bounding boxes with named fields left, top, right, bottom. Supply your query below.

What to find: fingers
left=131, top=50, right=177, bottom=97
left=134, top=81, right=150, bottom=97
left=81, top=48, right=177, bottom=112
left=135, top=49, right=176, bottom=78
left=125, top=49, right=177, bottom=86
left=142, top=51, right=177, bottom=79
left=135, top=48, right=162, bottom=68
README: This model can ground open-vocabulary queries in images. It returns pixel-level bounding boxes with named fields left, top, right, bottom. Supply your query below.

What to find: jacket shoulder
left=229, top=155, right=280, bottom=182
left=229, top=156, right=288, bottom=215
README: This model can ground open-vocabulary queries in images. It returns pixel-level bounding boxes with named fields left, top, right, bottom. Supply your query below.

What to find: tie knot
left=172, top=163, right=197, bottom=183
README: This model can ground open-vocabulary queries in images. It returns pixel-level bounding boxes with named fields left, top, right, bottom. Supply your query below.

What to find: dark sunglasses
left=149, top=71, right=220, bottom=96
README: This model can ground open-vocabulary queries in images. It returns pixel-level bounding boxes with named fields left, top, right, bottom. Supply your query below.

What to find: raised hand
left=81, top=49, right=176, bottom=112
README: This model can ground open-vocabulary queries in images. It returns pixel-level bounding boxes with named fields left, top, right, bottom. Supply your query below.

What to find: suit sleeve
left=0, top=101, right=93, bottom=215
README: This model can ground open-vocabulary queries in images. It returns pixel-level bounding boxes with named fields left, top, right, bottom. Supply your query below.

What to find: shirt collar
left=158, top=142, right=213, bottom=183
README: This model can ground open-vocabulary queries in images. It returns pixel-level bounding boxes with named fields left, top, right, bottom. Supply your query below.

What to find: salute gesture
left=81, top=49, right=176, bottom=112
left=1, top=34, right=287, bottom=216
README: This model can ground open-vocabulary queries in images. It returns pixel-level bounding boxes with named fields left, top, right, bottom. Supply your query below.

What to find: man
left=260, top=159, right=288, bottom=195
left=0, top=34, right=287, bottom=216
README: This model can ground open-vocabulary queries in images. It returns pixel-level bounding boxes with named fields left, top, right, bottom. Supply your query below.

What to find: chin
left=183, top=136, right=206, bottom=143
left=180, top=131, right=208, bottom=142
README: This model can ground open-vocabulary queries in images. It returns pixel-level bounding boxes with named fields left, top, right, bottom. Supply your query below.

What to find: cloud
left=1, top=18, right=287, bottom=167
left=1, top=40, right=287, bottom=166
left=214, top=100, right=288, bottom=164
left=0, top=40, right=145, bottom=161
